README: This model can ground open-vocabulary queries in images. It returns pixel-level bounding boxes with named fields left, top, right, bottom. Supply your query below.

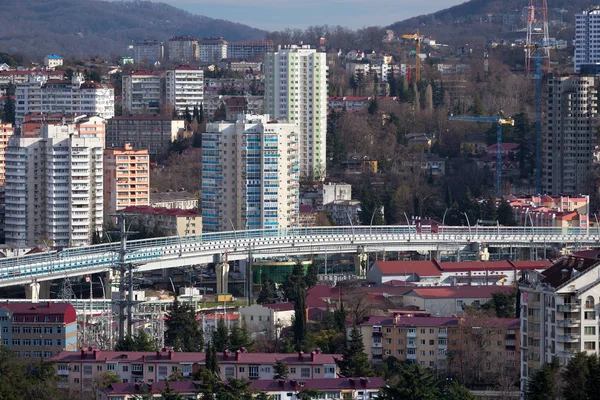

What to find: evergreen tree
left=443, top=381, right=476, bottom=400
left=378, top=362, right=439, bottom=400
left=184, top=106, right=192, bottom=123
left=367, top=98, right=378, bottom=114
left=115, top=327, right=157, bottom=351
left=526, top=358, right=561, bottom=400
left=213, top=103, right=227, bottom=121
left=205, top=342, right=219, bottom=374
left=192, top=103, right=199, bottom=122
left=281, top=261, right=307, bottom=303
left=562, top=352, right=589, bottom=400
left=165, top=298, right=204, bottom=352
left=304, top=263, right=319, bottom=289
left=2, top=84, right=15, bottom=124
left=160, top=380, right=185, bottom=400
left=212, top=318, right=230, bottom=352
left=293, top=285, right=307, bottom=351
left=497, top=199, right=517, bottom=226
left=480, top=198, right=498, bottom=222
left=470, top=97, right=485, bottom=116
left=198, top=103, right=205, bottom=123
left=229, top=320, right=253, bottom=352
left=338, top=326, right=373, bottom=377
left=257, top=278, right=278, bottom=304
left=273, top=359, right=289, bottom=379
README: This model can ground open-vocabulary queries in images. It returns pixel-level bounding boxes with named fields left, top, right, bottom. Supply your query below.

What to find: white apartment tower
left=165, top=66, right=204, bottom=115
left=122, top=70, right=163, bottom=114
left=264, top=45, right=327, bottom=179
left=5, top=125, right=104, bottom=248
left=133, top=40, right=164, bottom=63
left=198, top=37, right=228, bottom=62
left=201, top=114, right=299, bottom=232
left=543, top=75, right=597, bottom=195
left=15, top=73, right=114, bottom=127
left=575, top=8, right=600, bottom=73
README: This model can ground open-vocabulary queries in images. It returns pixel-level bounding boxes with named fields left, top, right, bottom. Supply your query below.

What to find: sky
left=164, top=0, right=466, bottom=31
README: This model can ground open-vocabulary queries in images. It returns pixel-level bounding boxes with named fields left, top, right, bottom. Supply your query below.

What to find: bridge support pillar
left=216, top=263, right=230, bottom=294
left=104, top=271, right=116, bottom=299
left=25, top=281, right=51, bottom=301
left=354, top=252, right=368, bottom=278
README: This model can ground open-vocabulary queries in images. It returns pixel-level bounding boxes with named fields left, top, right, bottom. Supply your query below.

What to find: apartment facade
left=43, top=55, right=63, bottom=69
left=519, top=251, right=600, bottom=393
left=105, top=115, right=185, bottom=161
left=5, top=125, right=104, bottom=248
left=355, top=315, right=519, bottom=381
left=251, top=378, right=385, bottom=400
left=575, top=8, right=600, bottom=72
left=168, top=36, right=198, bottom=63
left=0, top=302, right=77, bottom=359
left=133, top=40, right=164, bottom=63
left=264, top=45, right=328, bottom=178
left=202, top=114, right=299, bottom=232
left=119, top=206, right=201, bottom=236
left=122, top=70, right=164, bottom=114
left=14, top=73, right=114, bottom=126
left=0, top=123, right=12, bottom=186
left=103, top=143, right=150, bottom=215
left=52, top=349, right=340, bottom=391
left=198, top=37, right=227, bottom=62
left=227, top=40, right=274, bottom=59
left=165, top=66, right=204, bottom=114
left=544, top=75, right=597, bottom=195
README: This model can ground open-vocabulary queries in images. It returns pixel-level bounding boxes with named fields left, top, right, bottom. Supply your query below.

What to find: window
left=429, top=340, right=435, bottom=345
left=290, top=367, right=296, bottom=374
left=83, top=365, right=93, bottom=375
left=171, top=366, right=178, bottom=372
left=107, top=363, right=116, bottom=371
left=249, top=366, right=259, bottom=379
left=12, top=327, right=20, bottom=334
left=122, top=365, right=129, bottom=372
left=398, top=339, right=403, bottom=344
left=148, top=366, right=154, bottom=372
left=385, top=338, right=392, bottom=344
left=182, top=365, right=192, bottom=375
left=429, top=329, right=435, bottom=334
left=158, top=366, right=168, bottom=376
left=398, top=350, right=404, bottom=355
left=132, top=364, right=143, bottom=372
left=324, top=366, right=335, bottom=375
left=585, top=327, right=596, bottom=335
left=586, top=296, right=595, bottom=309
left=239, top=367, right=245, bottom=373
left=420, top=329, right=425, bottom=334
left=585, top=311, right=596, bottom=320
left=300, top=367, right=310, bottom=378
left=420, top=340, right=426, bottom=345
left=585, top=342, right=596, bottom=350
left=73, top=365, right=80, bottom=372
left=420, top=350, right=425, bottom=356
left=386, top=328, right=392, bottom=333
left=96, top=366, right=103, bottom=372
left=225, top=367, right=235, bottom=378
left=314, top=368, right=320, bottom=374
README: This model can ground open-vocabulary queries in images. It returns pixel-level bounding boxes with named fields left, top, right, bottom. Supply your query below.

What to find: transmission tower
left=109, top=214, right=140, bottom=341
left=525, top=0, right=550, bottom=74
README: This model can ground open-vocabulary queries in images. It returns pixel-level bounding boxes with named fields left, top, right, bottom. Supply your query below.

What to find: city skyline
left=165, top=0, right=466, bottom=30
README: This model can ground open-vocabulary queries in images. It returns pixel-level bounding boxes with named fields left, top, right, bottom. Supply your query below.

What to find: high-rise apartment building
left=133, top=40, right=164, bottom=63
left=575, top=8, right=600, bottom=72
left=202, top=114, right=299, bottom=232
left=14, top=74, right=114, bottom=126
left=264, top=45, right=327, bottom=178
left=227, top=40, right=274, bottom=59
left=5, top=125, right=104, bottom=248
left=198, top=37, right=228, bottom=62
left=168, top=36, right=198, bottom=63
left=543, top=75, right=597, bottom=195
left=122, top=70, right=164, bottom=114
left=104, top=143, right=150, bottom=216
left=519, top=252, right=600, bottom=394
left=165, top=66, right=204, bottom=114
left=106, top=115, right=185, bottom=161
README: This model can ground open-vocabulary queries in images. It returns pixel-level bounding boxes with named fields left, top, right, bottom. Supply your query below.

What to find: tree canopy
left=338, top=326, right=374, bottom=377
left=165, top=299, right=205, bottom=352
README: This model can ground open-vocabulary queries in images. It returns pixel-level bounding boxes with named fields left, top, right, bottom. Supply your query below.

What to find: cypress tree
left=339, top=326, right=374, bottom=377
left=293, top=286, right=307, bottom=351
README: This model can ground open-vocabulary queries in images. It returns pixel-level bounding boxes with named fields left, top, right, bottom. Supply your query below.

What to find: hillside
left=388, top=0, right=596, bottom=47
left=0, top=0, right=266, bottom=58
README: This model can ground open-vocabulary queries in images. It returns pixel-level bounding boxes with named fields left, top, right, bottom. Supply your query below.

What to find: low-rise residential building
left=321, top=182, right=352, bottom=206
left=43, top=55, right=63, bottom=69
left=353, top=314, right=519, bottom=383
left=508, top=194, right=590, bottom=229
left=198, top=37, right=228, bottom=62
left=239, top=303, right=295, bottom=338
left=104, top=143, right=150, bottom=215
left=106, top=115, right=185, bottom=161
left=519, top=250, right=600, bottom=393
left=299, top=204, right=318, bottom=227
left=0, top=302, right=77, bottom=359
left=52, top=349, right=341, bottom=390
left=323, top=199, right=361, bottom=226
left=251, top=378, right=386, bottom=400
left=100, top=381, right=200, bottom=399
left=119, top=206, right=201, bottom=236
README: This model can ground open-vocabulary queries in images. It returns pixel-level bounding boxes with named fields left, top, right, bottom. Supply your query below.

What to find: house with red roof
left=366, top=260, right=442, bottom=285
left=251, top=377, right=385, bottom=399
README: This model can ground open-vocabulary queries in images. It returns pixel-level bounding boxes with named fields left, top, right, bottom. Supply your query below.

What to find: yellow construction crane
left=402, top=29, right=421, bottom=82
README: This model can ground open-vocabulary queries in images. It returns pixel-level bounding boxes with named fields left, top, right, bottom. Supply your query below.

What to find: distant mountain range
left=0, top=0, right=266, bottom=59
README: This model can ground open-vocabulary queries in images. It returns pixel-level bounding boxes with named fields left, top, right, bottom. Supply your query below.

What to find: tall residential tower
left=264, top=45, right=327, bottom=178
left=202, top=114, right=299, bottom=232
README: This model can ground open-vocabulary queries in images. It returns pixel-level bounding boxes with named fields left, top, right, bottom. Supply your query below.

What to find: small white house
left=44, top=55, right=63, bottom=69
left=239, top=303, right=295, bottom=338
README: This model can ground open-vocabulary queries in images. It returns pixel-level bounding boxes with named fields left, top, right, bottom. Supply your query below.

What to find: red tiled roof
left=510, top=260, right=552, bottom=270
left=250, top=377, right=386, bottom=392
left=263, top=302, right=294, bottom=312
left=406, top=286, right=514, bottom=299
left=438, top=261, right=514, bottom=272
left=299, top=204, right=315, bottom=214
left=120, top=206, right=200, bottom=217
left=0, top=302, right=75, bottom=315
left=373, top=260, right=442, bottom=277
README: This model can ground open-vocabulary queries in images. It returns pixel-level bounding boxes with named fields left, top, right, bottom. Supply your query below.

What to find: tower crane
left=525, top=43, right=550, bottom=195
left=447, top=114, right=515, bottom=196
left=401, top=29, right=421, bottom=82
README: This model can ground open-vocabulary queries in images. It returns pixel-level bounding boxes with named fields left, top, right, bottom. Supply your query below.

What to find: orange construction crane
left=401, top=29, right=421, bottom=82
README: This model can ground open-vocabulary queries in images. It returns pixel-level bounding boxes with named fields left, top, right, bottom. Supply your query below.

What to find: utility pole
left=247, top=246, right=253, bottom=306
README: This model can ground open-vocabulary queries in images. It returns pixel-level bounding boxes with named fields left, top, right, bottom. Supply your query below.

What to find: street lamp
left=228, top=218, right=237, bottom=250
left=370, top=207, right=377, bottom=235
left=594, top=213, right=600, bottom=238
left=403, top=212, right=411, bottom=241
left=346, top=212, right=355, bottom=243
left=463, top=212, right=472, bottom=241
left=441, top=208, right=450, bottom=238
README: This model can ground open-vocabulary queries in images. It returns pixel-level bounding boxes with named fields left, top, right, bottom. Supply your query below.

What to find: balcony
left=557, top=349, right=579, bottom=358
left=407, top=341, right=416, bottom=348
left=407, top=331, right=416, bottom=338
left=438, top=343, right=448, bottom=349
left=438, top=331, right=448, bottom=338
left=406, top=353, right=416, bottom=360
left=557, top=334, right=581, bottom=343
left=557, top=303, right=581, bottom=312
left=557, top=319, right=580, bottom=327
left=372, top=340, right=382, bottom=348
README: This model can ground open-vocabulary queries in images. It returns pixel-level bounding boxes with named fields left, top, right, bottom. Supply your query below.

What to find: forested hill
left=0, top=0, right=266, bottom=58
